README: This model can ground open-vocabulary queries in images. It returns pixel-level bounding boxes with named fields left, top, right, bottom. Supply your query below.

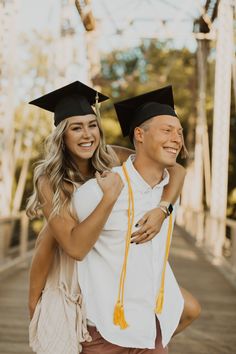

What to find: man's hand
left=131, top=207, right=166, bottom=244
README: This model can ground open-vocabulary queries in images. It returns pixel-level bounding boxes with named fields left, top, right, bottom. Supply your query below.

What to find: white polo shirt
left=74, top=156, right=184, bottom=349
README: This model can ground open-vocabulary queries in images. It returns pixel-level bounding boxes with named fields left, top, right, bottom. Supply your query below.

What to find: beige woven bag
left=29, top=247, right=91, bottom=354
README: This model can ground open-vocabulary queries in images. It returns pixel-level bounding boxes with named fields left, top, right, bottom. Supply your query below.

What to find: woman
left=27, top=81, right=200, bottom=353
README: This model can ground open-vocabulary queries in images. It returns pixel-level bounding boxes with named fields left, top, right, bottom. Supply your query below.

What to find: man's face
left=136, top=115, right=183, bottom=167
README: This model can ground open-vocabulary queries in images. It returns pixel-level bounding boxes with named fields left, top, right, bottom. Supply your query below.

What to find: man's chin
left=163, top=158, right=177, bottom=168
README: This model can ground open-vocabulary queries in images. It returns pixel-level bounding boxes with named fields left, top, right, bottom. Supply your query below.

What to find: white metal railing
left=177, top=205, right=236, bottom=276
left=0, top=211, right=34, bottom=274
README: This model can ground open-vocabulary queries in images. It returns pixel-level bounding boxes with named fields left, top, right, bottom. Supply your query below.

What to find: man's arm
left=110, top=145, right=134, bottom=164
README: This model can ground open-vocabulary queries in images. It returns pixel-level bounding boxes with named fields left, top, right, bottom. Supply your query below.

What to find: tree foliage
left=94, top=39, right=235, bottom=217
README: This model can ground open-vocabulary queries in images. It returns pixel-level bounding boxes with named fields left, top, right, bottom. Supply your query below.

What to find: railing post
left=19, top=211, right=29, bottom=257
left=231, top=225, right=236, bottom=273
left=196, top=211, right=205, bottom=246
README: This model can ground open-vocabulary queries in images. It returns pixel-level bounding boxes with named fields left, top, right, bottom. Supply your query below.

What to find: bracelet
left=158, top=206, right=168, bottom=218
left=157, top=201, right=173, bottom=217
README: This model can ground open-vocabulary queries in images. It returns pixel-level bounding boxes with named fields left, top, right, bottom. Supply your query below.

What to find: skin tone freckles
left=64, top=115, right=100, bottom=166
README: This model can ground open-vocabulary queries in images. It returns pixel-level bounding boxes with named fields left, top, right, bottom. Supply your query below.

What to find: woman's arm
left=162, top=163, right=186, bottom=204
left=110, top=145, right=134, bottom=165
left=28, top=226, right=56, bottom=319
left=131, top=163, right=186, bottom=244
left=111, top=145, right=186, bottom=197
left=39, top=171, right=124, bottom=261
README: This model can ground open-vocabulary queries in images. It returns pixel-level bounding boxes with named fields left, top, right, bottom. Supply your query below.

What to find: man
left=74, top=86, right=185, bottom=353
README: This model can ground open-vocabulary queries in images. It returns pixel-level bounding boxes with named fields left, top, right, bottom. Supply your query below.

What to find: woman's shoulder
left=37, top=175, right=75, bottom=203
left=37, top=174, right=53, bottom=200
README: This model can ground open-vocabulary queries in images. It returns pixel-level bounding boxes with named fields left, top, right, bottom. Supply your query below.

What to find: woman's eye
left=72, top=127, right=82, bottom=131
left=89, top=124, right=98, bottom=128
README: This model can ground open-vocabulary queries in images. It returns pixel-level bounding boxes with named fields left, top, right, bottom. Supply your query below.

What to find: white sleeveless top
left=29, top=246, right=91, bottom=354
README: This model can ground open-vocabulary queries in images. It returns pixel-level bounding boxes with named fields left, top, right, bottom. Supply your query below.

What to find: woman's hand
left=131, top=207, right=166, bottom=244
left=96, top=171, right=124, bottom=202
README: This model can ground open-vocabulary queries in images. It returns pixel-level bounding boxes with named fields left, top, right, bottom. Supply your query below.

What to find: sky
left=13, top=0, right=208, bottom=103
left=18, top=0, right=207, bottom=52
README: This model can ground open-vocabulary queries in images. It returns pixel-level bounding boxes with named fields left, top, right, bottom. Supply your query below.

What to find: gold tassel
left=113, top=301, right=122, bottom=325
left=113, top=301, right=128, bottom=329
left=119, top=306, right=129, bottom=329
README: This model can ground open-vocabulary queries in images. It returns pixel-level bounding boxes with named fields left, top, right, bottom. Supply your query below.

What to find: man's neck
left=132, top=155, right=165, bottom=188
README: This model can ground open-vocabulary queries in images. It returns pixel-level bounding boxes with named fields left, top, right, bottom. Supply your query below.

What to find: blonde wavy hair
left=26, top=114, right=119, bottom=219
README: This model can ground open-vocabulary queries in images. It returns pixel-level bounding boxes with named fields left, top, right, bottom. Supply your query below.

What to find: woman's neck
left=76, top=159, right=94, bottom=179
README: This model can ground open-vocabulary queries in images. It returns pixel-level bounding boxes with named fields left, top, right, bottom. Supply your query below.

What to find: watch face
left=168, top=204, right=173, bottom=214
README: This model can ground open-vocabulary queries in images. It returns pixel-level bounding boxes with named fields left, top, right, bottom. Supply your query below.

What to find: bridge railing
left=0, top=212, right=36, bottom=275
left=177, top=206, right=236, bottom=280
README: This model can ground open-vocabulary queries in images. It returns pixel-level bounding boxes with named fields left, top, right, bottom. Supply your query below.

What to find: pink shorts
left=81, top=320, right=168, bottom=354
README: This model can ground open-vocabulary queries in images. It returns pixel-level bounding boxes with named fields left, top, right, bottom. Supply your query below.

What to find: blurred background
left=0, top=1, right=236, bottom=353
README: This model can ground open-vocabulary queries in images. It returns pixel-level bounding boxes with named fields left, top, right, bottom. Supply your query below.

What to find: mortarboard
left=29, top=81, right=109, bottom=126
left=114, top=85, right=178, bottom=141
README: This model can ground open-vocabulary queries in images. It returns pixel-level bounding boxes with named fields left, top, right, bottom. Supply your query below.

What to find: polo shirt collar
left=125, top=155, right=169, bottom=193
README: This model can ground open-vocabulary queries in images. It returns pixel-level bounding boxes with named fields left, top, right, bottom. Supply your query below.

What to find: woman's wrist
left=102, top=192, right=118, bottom=206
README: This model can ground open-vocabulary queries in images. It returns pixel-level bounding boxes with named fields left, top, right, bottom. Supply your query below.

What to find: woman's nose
left=82, top=127, right=91, bottom=137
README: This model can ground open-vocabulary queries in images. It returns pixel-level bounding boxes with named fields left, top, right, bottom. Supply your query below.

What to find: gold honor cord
left=113, top=163, right=173, bottom=329
left=155, top=212, right=173, bottom=314
left=113, top=163, right=135, bottom=329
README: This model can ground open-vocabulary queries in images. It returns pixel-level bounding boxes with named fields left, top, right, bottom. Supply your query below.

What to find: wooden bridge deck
left=0, top=226, right=236, bottom=354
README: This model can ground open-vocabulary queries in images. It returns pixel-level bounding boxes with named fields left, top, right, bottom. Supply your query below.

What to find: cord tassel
left=113, top=301, right=122, bottom=325
left=113, top=301, right=129, bottom=329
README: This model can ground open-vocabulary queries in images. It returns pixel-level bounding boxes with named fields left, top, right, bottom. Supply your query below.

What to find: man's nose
left=171, top=130, right=182, bottom=144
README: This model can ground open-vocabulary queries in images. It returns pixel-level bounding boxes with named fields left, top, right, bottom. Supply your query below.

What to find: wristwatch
left=157, top=201, right=173, bottom=218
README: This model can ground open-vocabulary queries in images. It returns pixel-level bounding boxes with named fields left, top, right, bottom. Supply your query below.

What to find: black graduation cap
left=114, top=85, right=178, bottom=141
left=29, top=81, right=109, bottom=126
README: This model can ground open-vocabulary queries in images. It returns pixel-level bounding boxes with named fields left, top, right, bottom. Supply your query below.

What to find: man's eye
left=163, top=129, right=171, bottom=132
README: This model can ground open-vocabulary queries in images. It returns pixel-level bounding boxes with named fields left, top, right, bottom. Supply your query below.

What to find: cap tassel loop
left=155, top=213, right=173, bottom=314
left=94, top=91, right=107, bottom=150
left=113, top=163, right=134, bottom=330
left=94, top=92, right=101, bottom=120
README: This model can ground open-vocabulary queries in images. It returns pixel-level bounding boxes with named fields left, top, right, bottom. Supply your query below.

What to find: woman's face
left=63, top=115, right=100, bottom=164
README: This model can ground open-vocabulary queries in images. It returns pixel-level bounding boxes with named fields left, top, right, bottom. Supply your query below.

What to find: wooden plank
left=169, top=225, right=236, bottom=354
left=0, top=226, right=235, bottom=353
